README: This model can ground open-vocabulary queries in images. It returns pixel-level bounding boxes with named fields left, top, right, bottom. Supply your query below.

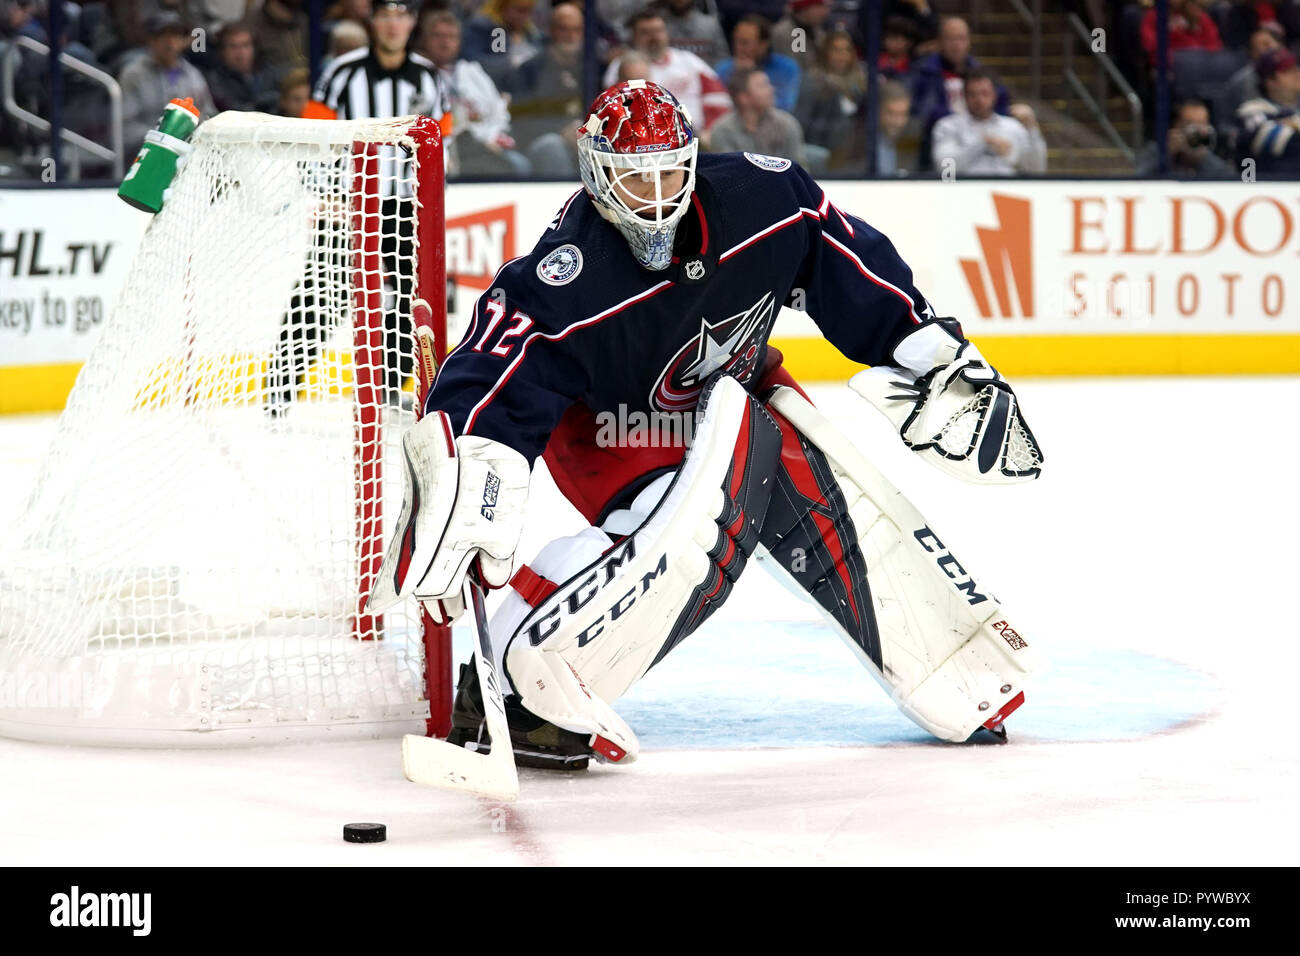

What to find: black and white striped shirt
left=313, top=47, right=449, bottom=198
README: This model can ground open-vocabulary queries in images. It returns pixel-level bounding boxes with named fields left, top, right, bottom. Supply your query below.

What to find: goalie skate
left=446, top=661, right=596, bottom=772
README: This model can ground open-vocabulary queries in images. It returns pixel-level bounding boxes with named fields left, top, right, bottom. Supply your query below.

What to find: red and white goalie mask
left=577, top=80, right=698, bottom=272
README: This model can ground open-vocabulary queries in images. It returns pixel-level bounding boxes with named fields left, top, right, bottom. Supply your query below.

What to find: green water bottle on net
left=118, top=97, right=201, bottom=213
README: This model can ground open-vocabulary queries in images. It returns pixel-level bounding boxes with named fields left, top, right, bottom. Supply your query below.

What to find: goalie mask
left=577, top=80, right=698, bottom=272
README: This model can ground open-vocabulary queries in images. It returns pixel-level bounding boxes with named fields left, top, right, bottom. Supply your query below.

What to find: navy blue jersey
left=428, top=152, right=937, bottom=464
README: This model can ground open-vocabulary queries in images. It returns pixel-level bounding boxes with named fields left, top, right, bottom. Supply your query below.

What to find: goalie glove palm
left=852, top=335, right=1043, bottom=484
left=367, top=413, right=530, bottom=624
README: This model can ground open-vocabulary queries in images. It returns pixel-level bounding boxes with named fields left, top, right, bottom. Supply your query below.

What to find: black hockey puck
left=343, top=822, right=387, bottom=844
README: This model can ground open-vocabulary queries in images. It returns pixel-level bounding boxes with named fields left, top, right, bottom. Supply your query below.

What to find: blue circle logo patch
left=537, top=245, right=583, bottom=286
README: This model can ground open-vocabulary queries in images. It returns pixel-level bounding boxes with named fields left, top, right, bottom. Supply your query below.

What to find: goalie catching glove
left=851, top=318, right=1043, bottom=483
left=366, top=412, right=531, bottom=623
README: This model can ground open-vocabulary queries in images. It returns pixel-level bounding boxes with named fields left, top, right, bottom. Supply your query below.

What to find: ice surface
left=1, top=379, right=1295, bottom=865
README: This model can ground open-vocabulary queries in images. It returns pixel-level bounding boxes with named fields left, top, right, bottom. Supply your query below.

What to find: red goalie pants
left=541, top=347, right=810, bottom=526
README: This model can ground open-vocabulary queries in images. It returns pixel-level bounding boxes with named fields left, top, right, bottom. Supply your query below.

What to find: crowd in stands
left=3, top=0, right=1297, bottom=180
left=1103, top=0, right=1300, bottom=177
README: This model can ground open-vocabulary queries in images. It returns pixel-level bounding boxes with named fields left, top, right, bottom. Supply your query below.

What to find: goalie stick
left=399, top=297, right=520, bottom=801
left=401, top=571, right=520, bottom=801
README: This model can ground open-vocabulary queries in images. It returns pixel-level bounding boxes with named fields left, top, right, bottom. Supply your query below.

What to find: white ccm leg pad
left=763, top=386, right=1038, bottom=742
left=505, top=608, right=642, bottom=763
left=481, top=528, right=644, bottom=761
left=502, top=374, right=783, bottom=747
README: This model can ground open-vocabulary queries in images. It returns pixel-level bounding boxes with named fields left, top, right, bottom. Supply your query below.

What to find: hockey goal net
left=0, top=112, right=451, bottom=745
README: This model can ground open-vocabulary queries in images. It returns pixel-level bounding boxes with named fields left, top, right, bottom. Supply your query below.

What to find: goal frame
left=0, top=113, right=453, bottom=746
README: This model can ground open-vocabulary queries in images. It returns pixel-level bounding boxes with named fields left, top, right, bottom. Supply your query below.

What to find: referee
left=279, top=0, right=450, bottom=410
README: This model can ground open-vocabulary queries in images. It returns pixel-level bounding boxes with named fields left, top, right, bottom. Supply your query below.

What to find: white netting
left=0, top=113, right=442, bottom=744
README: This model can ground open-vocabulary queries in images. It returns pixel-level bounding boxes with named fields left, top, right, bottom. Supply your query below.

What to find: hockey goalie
left=369, top=80, right=1044, bottom=773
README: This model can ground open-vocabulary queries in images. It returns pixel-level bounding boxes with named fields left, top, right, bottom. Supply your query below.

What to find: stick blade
left=401, top=734, right=520, bottom=802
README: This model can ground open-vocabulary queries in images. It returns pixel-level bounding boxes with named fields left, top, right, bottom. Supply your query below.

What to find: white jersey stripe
left=718, top=208, right=818, bottom=262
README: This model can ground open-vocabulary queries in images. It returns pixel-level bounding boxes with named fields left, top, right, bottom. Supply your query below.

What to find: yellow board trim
left=0, top=352, right=419, bottom=415
left=0, top=363, right=84, bottom=414
left=3, top=334, right=1299, bottom=414
left=772, top=333, right=1300, bottom=380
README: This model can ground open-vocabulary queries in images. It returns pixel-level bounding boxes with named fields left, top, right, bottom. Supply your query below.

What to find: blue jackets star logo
left=651, top=291, right=776, bottom=412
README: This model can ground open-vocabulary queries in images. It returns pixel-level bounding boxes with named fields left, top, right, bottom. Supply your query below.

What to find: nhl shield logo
left=684, top=259, right=706, bottom=280
left=537, top=244, right=583, bottom=285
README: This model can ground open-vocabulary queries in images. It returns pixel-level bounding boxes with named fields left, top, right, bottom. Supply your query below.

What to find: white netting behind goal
left=0, top=113, right=446, bottom=744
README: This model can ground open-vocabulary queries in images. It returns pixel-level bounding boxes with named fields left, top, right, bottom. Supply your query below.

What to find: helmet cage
left=579, top=141, right=698, bottom=270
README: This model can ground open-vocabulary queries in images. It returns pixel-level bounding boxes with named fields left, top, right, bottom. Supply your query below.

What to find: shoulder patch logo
left=537, top=244, right=583, bottom=285
left=743, top=152, right=792, bottom=172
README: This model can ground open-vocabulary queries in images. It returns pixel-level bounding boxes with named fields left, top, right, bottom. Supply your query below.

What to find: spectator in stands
left=1140, top=0, right=1222, bottom=60
left=551, top=0, right=618, bottom=66
left=795, top=29, right=866, bottom=171
left=603, top=9, right=731, bottom=129
left=598, top=0, right=644, bottom=43
left=421, top=10, right=529, bottom=177
left=120, top=11, right=216, bottom=153
left=325, top=19, right=370, bottom=72
left=511, top=1, right=585, bottom=175
left=931, top=68, right=1035, bottom=176
left=324, top=0, right=373, bottom=32
left=512, top=0, right=583, bottom=101
left=878, top=16, right=916, bottom=80
left=322, top=7, right=370, bottom=72
left=1, top=0, right=70, bottom=87
left=877, top=79, right=916, bottom=175
left=276, top=65, right=311, bottom=116
left=92, top=2, right=205, bottom=69
left=194, top=3, right=255, bottom=35
left=773, top=1, right=831, bottom=64
left=462, top=0, right=543, bottom=90
left=1234, top=47, right=1300, bottom=176
left=1009, top=102, right=1047, bottom=172
left=910, top=16, right=1009, bottom=168
left=707, top=65, right=806, bottom=165
left=716, top=15, right=802, bottom=113
left=1221, top=25, right=1282, bottom=120
left=886, top=0, right=939, bottom=52
left=657, top=0, right=728, bottom=65
left=205, top=22, right=277, bottom=113
left=910, top=16, right=1008, bottom=124
left=247, top=0, right=309, bottom=79
left=1221, top=0, right=1300, bottom=50
left=1138, top=98, right=1236, bottom=176
left=616, top=50, right=651, bottom=82
left=4, top=0, right=47, bottom=44
left=716, top=0, right=786, bottom=39
left=4, top=0, right=98, bottom=61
